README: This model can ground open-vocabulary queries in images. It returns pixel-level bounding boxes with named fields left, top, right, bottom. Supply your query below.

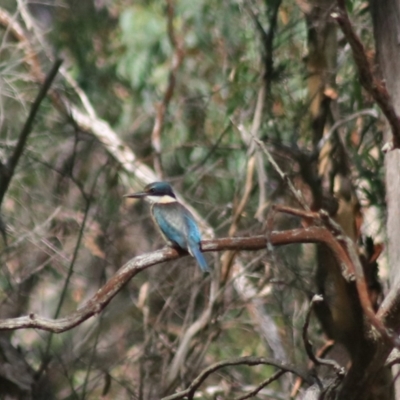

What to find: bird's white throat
left=145, top=195, right=177, bottom=204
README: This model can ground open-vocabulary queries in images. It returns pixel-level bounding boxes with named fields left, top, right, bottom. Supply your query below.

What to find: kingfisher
left=125, top=182, right=209, bottom=273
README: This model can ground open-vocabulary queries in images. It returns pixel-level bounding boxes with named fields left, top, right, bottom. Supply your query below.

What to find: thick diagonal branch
left=333, top=1, right=400, bottom=148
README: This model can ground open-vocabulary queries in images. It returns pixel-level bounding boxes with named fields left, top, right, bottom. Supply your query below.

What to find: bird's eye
left=149, top=188, right=155, bottom=193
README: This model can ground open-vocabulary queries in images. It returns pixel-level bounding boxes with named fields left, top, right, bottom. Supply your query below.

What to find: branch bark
left=0, top=224, right=360, bottom=333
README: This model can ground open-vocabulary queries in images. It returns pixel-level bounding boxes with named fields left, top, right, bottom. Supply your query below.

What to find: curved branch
left=277, top=206, right=395, bottom=346
left=0, top=226, right=347, bottom=333
left=161, top=356, right=311, bottom=400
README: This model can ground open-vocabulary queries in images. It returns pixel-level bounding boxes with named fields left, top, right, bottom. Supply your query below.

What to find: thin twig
left=316, top=108, right=378, bottom=153
left=251, top=87, right=268, bottom=220
left=303, top=294, right=345, bottom=376
left=274, top=204, right=318, bottom=220
left=0, top=58, right=62, bottom=207
left=252, top=137, right=310, bottom=211
left=235, top=85, right=267, bottom=221
left=291, top=340, right=335, bottom=397
left=235, top=370, right=286, bottom=400
left=186, top=123, right=231, bottom=174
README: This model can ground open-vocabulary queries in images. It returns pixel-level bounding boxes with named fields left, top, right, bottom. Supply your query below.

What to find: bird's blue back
left=151, top=202, right=209, bottom=272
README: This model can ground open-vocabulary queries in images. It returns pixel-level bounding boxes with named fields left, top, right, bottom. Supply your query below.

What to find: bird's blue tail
left=189, top=243, right=210, bottom=273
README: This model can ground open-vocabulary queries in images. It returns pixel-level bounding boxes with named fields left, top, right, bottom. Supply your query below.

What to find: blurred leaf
left=117, top=5, right=171, bottom=90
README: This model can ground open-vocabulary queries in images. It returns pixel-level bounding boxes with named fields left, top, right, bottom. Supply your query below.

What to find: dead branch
left=0, top=8, right=43, bottom=80
left=161, top=356, right=311, bottom=400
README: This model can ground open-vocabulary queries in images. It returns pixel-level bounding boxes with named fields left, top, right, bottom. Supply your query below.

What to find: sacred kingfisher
left=125, top=182, right=209, bottom=273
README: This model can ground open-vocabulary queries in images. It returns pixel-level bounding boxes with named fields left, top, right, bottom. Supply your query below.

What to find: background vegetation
left=0, top=0, right=398, bottom=399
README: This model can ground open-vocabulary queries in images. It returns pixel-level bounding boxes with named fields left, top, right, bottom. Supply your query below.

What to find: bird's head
left=124, top=182, right=177, bottom=204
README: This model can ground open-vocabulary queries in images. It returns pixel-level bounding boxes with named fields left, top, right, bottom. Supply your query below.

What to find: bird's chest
left=151, top=204, right=187, bottom=246
left=151, top=204, right=185, bottom=228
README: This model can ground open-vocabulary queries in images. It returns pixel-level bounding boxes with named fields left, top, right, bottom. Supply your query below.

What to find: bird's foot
left=164, top=244, right=187, bottom=256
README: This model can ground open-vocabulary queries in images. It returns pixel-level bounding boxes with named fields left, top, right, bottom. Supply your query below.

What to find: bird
left=125, top=182, right=210, bottom=273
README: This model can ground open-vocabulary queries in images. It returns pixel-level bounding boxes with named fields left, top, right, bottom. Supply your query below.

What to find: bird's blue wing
left=151, top=203, right=209, bottom=272
left=183, top=212, right=210, bottom=273
left=151, top=203, right=189, bottom=249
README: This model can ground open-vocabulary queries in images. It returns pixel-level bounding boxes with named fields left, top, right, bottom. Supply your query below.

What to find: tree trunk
left=371, top=1, right=400, bottom=397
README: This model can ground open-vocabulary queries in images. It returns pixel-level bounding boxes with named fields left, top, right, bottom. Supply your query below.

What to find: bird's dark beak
left=124, top=191, right=148, bottom=199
